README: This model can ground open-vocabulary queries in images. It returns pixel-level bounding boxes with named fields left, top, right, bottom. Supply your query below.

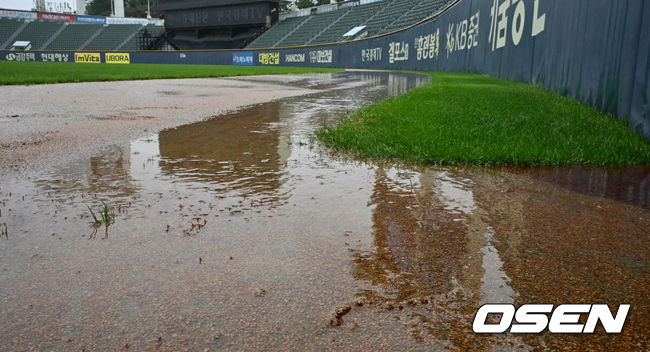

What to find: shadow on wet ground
left=0, top=71, right=647, bottom=351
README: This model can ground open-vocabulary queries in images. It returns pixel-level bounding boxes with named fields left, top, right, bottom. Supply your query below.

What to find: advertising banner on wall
left=232, top=52, right=253, bottom=66
left=258, top=52, right=280, bottom=65
left=76, top=15, right=106, bottom=24
left=3, top=51, right=71, bottom=62
left=105, top=53, right=130, bottom=64
left=37, top=13, right=75, bottom=21
left=105, top=17, right=149, bottom=25
left=0, top=10, right=37, bottom=19
left=74, top=53, right=101, bottom=63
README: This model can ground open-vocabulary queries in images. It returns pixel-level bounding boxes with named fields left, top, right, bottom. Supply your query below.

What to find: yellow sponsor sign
left=105, top=53, right=130, bottom=64
left=74, top=52, right=101, bottom=63
left=258, top=52, right=280, bottom=65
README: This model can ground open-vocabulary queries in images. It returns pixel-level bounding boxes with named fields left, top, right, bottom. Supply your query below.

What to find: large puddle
left=0, top=71, right=647, bottom=351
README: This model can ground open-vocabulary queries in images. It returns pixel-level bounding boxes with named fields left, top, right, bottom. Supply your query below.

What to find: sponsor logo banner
left=258, top=52, right=280, bottom=65
left=74, top=53, right=101, bottom=63
left=105, top=53, right=130, bottom=64
left=40, top=52, right=71, bottom=62
left=309, top=49, right=332, bottom=64
left=4, top=52, right=70, bottom=62
left=0, top=10, right=37, bottom=19
left=5, top=52, right=36, bottom=62
left=285, top=53, right=305, bottom=63
left=38, top=13, right=75, bottom=21
left=106, top=17, right=148, bottom=25
left=232, top=52, right=253, bottom=66
left=76, top=15, right=106, bottom=24
left=361, top=47, right=382, bottom=62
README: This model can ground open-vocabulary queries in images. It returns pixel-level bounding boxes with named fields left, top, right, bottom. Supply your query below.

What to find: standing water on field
left=0, top=71, right=647, bottom=351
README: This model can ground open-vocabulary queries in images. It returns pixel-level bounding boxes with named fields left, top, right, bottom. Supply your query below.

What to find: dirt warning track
left=0, top=74, right=343, bottom=176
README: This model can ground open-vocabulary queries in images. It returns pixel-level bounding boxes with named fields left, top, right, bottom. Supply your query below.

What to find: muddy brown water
left=0, top=72, right=648, bottom=351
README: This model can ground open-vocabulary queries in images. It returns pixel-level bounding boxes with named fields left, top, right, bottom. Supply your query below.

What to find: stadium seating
left=45, top=23, right=103, bottom=50
left=83, top=24, right=142, bottom=51
left=276, top=10, right=344, bottom=47
left=0, top=0, right=453, bottom=51
left=382, top=0, right=449, bottom=33
left=11, top=20, right=64, bottom=50
left=362, top=0, right=415, bottom=36
left=0, top=18, right=25, bottom=49
left=309, top=1, right=384, bottom=44
left=0, top=17, right=164, bottom=51
left=247, top=16, right=310, bottom=48
left=246, top=0, right=454, bottom=48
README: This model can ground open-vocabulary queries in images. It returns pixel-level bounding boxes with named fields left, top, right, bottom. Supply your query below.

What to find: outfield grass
left=0, top=61, right=342, bottom=85
left=317, top=72, right=650, bottom=166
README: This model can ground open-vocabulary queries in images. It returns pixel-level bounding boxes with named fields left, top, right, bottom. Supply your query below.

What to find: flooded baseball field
left=0, top=71, right=648, bottom=351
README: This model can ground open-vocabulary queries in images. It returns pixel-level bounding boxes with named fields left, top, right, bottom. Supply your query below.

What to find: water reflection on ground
left=0, top=71, right=647, bottom=351
left=506, top=166, right=650, bottom=210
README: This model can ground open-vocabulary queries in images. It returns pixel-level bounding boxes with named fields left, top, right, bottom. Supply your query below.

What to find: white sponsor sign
left=106, top=17, right=149, bottom=25
left=309, top=50, right=332, bottom=64
left=285, top=53, right=305, bottom=63
left=361, top=47, right=382, bottom=62
left=388, top=41, right=408, bottom=64
left=0, top=10, right=37, bottom=19
left=488, top=0, right=546, bottom=51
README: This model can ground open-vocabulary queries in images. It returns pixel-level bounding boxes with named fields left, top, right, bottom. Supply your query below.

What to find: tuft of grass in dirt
left=87, top=205, right=102, bottom=228
left=1, top=222, right=7, bottom=240
left=87, top=201, right=115, bottom=228
left=317, top=72, right=650, bottom=166
left=87, top=201, right=116, bottom=240
left=0, top=61, right=342, bottom=85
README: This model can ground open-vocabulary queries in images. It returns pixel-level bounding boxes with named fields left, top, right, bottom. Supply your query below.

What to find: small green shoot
left=100, top=201, right=116, bottom=225
left=87, top=202, right=116, bottom=240
left=1, top=223, right=7, bottom=240
left=87, top=206, right=102, bottom=227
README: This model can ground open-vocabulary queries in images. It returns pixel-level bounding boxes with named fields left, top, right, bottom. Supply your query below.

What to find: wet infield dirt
left=0, top=71, right=648, bottom=351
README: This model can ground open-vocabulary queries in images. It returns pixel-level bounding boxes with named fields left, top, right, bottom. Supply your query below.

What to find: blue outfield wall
left=1, top=0, right=649, bottom=139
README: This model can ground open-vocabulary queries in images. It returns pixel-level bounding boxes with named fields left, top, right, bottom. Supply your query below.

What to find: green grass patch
left=317, top=72, right=650, bottom=166
left=0, top=61, right=342, bottom=85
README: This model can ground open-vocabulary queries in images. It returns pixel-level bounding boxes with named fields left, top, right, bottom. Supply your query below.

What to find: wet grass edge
left=316, top=72, right=650, bottom=166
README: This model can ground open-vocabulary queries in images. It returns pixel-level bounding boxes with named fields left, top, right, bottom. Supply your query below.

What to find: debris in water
left=330, top=305, right=352, bottom=326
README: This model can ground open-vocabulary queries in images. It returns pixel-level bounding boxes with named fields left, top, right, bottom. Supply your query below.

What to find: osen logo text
left=473, top=304, right=630, bottom=334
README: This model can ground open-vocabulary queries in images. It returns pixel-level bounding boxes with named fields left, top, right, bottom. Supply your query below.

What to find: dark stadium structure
left=153, top=0, right=280, bottom=49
